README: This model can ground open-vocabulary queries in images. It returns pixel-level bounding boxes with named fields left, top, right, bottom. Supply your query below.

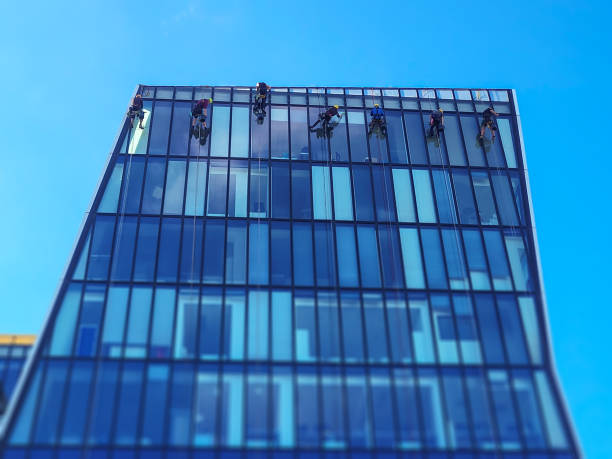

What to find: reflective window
left=453, top=294, right=482, bottom=364
left=293, top=223, right=313, bottom=286
left=162, top=160, right=186, bottom=214
left=403, top=112, right=427, bottom=164
left=297, top=369, right=319, bottom=446
left=114, top=363, right=144, bottom=445
left=318, top=292, right=341, bottom=362
left=34, top=361, right=69, bottom=443
left=156, top=218, right=181, bottom=282
left=271, top=107, right=289, bottom=159
left=203, top=221, right=225, bottom=283
left=230, top=106, right=249, bottom=158
left=220, top=366, right=243, bottom=446
left=314, top=222, right=336, bottom=287
left=291, top=164, right=312, bottom=219
left=168, top=364, right=194, bottom=446
left=474, top=294, right=505, bottom=364
left=329, top=111, right=349, bottom=162
left=251, top=105, right=269, bottom=159
left=76, top=284, right=105, bottom=357
left=372, top=166, right=396, bottom=221
left=180, top=219, right=203, bottom=283
left=227, top=160, right=248, bottom=217
left=363, top=293, right=389, bottom=363
left=497, top=118, right=517, bottom=168
left=399, top=227, right=425, bottom=289
left=386, top=292, right=412, bottom=363
left=194, top=365, right=219, bottom=446
left=271, top=163, right=290, bottom=218
left=504, top=233, right=531, bottom=291
left=141, top=158, right=166, bottom=214
left=321, top=368, right=346, bottom=447
left=452, top=170, right=478, bottom=224
left=87, top=215, right=115, bottom=280
left=224, top=289, right=246, bottom=361
left=99, top=158, right=124, bottom=213
left=169, top=101, right=192, bottom=155
left=101, top=286, right=128, bottom=357
left=357, top=225, right=381, bottom=288
left=462, top=229, right=491, bottom=290
left=335, top=225, right=359, bottom=287
left=295, top=291, right=316, bottom=362
left=418, top=369, right=447, bottom=447
left=409, top=294, right=435, bottom=363
left=210, top=104, right=230, bottom=157
left=370, top=368, right=395, bottom=447
left=378, top=226, right=404, bottom=288
left=412, top=169, right=436, bottom=223
left=60, top=361, right=93, bottom=445
left=141, top=364, right=169, bottom=445
left=393, top=368, right=421, bottom=448
left=125, top=287, right=152, bottom=358
left=271, top=222, right=291, bottom=286
left=290, top=107, right=309, bottom=160
left=472, top=171, right=499, bottom=225
left=340, top=292, right=365, bottom=362
left=249, top=162, right=268, bottom=218
left=150, top=287, right=175, bottom=358
left=226, top=221, right=247, bottom=284
left=431, top=293, right=459, bottom=364
left=110, top=217, right=137, bottom=281
left=246, top=368, right=269, bottom=446
left=420, top=228, right=447, bottom=289
left=483, top=229, right=513, bottom=290
left=175, top=288, right=198, bottom=359
left=392, top=168, right=416, bottom=222
left=441, top=369, right=471, bottom=448
left=149, top=101, right=172, bottom=155
left=312, top=166, right=332, bottom=220
left=497, top=295, right=529, bottom=364
left=347, top=110, right=369, bottom=162
left=200, top=288, right=222, bottom=360
left=133, top=217, right=159, bottom=281
left=352, top=165, right=375, bottom=221
left=346, top=368, right=373, bottom=447
left=386, top=111, right=408, bottom=163
left=120, top=156, right=145, bottom=213
left=460, top=116, right=485, bottom=166
left=443, top=114, right=467, bottom=166
left=249, top=222, right=268, bottom=285
left=271, top=290, right=292, bottom=361
left=248, top=291, right=269, bottom=360
left=332, top=167, right=353, bottom=220
left=491, top=172, right=519, bottom=226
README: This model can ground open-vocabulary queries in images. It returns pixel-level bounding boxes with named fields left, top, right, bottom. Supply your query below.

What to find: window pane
left=193, top=365, right=219, bottom=446
left=472, top=171, right=499, bottom=225
left=293, top=223, right=313, bottom=286
left=441, top=369, right=471, bottom=448
left=431, top=169, right=458, bottom=224
left=357, top=225, right=381, bottom=288
left=297, top=369, right=319, bottom=447
left=329, top=111, right=349, bottom=162
left=125, top=287, right=152, bottom=358
left=312, top=166, right=332, bottom=220
left=271, top=222, right=291, bottom=286
left=271, top=163, right=290, bottom=218
left=76, top=284, right=105, bottom=357
left=99, top=158, right=124, bottom=213
left=87, top=362, right=119, bottom=445
left=482, top=229, right=513, bottom=290
left=340, top=292, right=364, bottom=362
left=512, top=370, right=547, bottom=448
left=141, top=364, right=169, bottom=446
left=409, top=294, right=435, bottom=363
left=163, top=159, right=186, bottom=214
left=230, top=106, right=249, bottom=158
left=224, top=289, right=245, bottom=360
left=291, top=164, right=312, bottom=219
left=386, top=111, right=408, bottom=163
left=101, top=286, right=128, bottom=357
left=335, top=225, right=358, bottom=287
left=180, top=219, right=203, bottom=283
left=474, top=293, right=505, bottom=364
left=318, top=292, right=341, bottom=363
left=372, top=166, right=396, bottom=221
left=226, top=221, right=247, bottom=284
left=150, top=287, right=175, bottom=358
left=497, top=295, right=529, bottom=364
left=393, top=368, right=421, bottom=448
left=169, top=101, right=191, bottom=155
left=518, top=296, right=542, bottom=364
left=332, top=167, right=353, bottom=220
left=249, top=222, right=269, bottom=285
left=412, top=169, right=436, bottom=223
left=149, top=101, right=171, bottom=155
left=431, top=294, right=459, bottom=364
left=87, top=215, right=115, bottom=280
left=133, top=217, right=159, bottom=281
left=114, top=363, right=144, bottom=445
left=314, top=222, right=336, bottom=287
left=295, top=291, right=316, bottom=362
left=452, top=170, right=478, bottom=224
left=321, top=368, right=346, bottom=447
left=175, top=288, right=198, bottom=359
left=271, top=290, right=292, bottom=361
left=465, top=369, right=496, bottom=449
left=248, top=291, right=269, bottom=359
left=49, top=284, right=81, bottom=356
left=352, top=165, right=375, bottom=221
left=207, top=160, right=228, bottom=216
left=453, top=294, right=482, bottom=364
left=168, top=364, right=194, bottom=446
left=33, top=361, right=69, bottom=443
left=491, top=173, right=519, bottom=226
left=290, top=107, right=309, bottom=160
left=251, top=104, right=269, bottom=159
left=203, top=221, right=225, bottom=283
left=378, top=226, right=404, bottom=288
left=347, top=110, right=368, bottom=162
left=443, top=114, right=467, bottom=166
left=488, top=370, right=521, bottom=449
left=535, top=371, right=569, bottom=448
left=364, top=293, right=389, bottom=363
left=220, top=366, right=243, bottom=446
left=200, top=288, right=222, bottom=360
left=399, top=227, right=425, bottom=289
left=308, top=106, right=328, bottom=161
left=110, top=216, right=137, bottom=281
left=462, top=229, right=491, bottom=290
left=271, top=107, right=289, bottom=159
left=418, top=369, right=446, bottom=448
left=403, top=112, right=427, bottom=164
left=60, top=361, right=93, bottom=445
left=420, top=228, right=447, bottom=289
left=441, top=229, right=469, bottom=290
left=141, top=158, right=166, bottom=214
left=249, top=162, right=269, bottom=218
left=504, top=233, right=531, bottom=291
left=346, top=368, right=373, bottom=447
left=121, top=156, right=145, bottom=213
left=210, top=105, right=230, bottom=157
left=497, top=118, right=517, bottom=168
left=156, top=218, right=181, bottom=282
left=227, top=160, right=248, bottom=217
left=246, top=368, right=269, bottom=446
left=386, top=292, right=412, bottom=363
left=392, top=168, right=415, bottom=222
left=370, top=368, right=395, bottom=447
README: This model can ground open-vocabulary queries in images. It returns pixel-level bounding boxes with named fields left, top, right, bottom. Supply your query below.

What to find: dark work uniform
left=481, top=107, right=497, bottom=130
left=192, top=99, right=209, bottom=119
left=310, top=107, right=340, bottom=130
left=129, top=96, right=144, bottom=124
left=429, top=110, right=443, bottom=136
left=369, top=107, right=386, bottom=135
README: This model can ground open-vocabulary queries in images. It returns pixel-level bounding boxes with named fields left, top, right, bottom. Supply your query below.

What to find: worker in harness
left=128, top=94, right=145, bottom=129
left=309, top=105, right=343, bottom=134
left=190, top=98, right=212, bottom=144
left=479, top=104, right=499, bottom=142
left=428, top=108, right=444, bottom=137
left=368, top=103, right=387, bottom=136
left=253, top=82, right=270, bottom=122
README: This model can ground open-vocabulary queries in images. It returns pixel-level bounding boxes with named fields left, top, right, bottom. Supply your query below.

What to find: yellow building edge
left=0, top=334, right=36, bottom=345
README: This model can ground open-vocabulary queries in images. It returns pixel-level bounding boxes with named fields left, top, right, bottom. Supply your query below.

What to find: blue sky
left=0, top=1, right=610, bottom=456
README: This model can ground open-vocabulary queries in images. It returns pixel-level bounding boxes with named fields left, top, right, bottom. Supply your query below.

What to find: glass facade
left=0, top=86, right=581, bottom=458
left=0, top=335, right=33, bottom=421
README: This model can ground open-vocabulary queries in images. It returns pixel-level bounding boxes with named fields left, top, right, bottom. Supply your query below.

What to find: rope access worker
left=479, top=104, right=499, bottom=142
left=309, top=105, right=342, bottom=131
left=368, top=103, right=387, bottom=136
left=254, top=82, right=270, bottom=116
left=190, top=98, right=213, bottom=140
left=428, top=108, right=444, bottom=137
left=128, top=94, right=145, bottom=129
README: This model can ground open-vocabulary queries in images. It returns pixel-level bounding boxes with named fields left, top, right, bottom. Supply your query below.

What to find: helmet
left=439, top=108, right=443, bottom=113
left=135, top=94, right=141, bottom=98
left=374, top=103, right=379, bottom=108
left=209, top=98, right=213, bottom=103
left=334, top=105, right=339, bottom=109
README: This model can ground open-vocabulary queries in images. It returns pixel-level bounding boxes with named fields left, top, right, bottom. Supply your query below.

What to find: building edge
left=0, top=85, right=139, bottom=442
left=511, top=89, right=583, bottom=458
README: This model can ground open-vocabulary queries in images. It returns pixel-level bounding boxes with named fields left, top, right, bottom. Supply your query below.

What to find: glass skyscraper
left=0, top=86, right=581, bottom=459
